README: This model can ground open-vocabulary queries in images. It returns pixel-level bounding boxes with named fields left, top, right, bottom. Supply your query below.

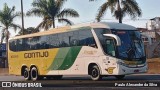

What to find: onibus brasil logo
left=1, top=82, right=42, bottom=87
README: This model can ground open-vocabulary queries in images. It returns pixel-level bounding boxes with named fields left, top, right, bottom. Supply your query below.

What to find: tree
left=0, top=3, right=21, bottom=67
left=96, top=0, right=142, bottom=23
left=27, top=0, right=79, bottom=30
left=18, top=27, right=40, bottom=35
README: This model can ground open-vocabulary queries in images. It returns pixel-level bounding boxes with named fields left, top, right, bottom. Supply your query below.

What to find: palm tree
left=0, top=3, right=21, bottom=43
left=96, top=0, right=142, bottom=23
left=27, top=0, right=79, bottom=30
left=0, top=3, right=21, bottom=67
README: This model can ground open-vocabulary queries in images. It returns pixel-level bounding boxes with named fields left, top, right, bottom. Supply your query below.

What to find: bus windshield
left=94, top=28, right=146, bottom=61
left=112, top=30, right=145, bottom=60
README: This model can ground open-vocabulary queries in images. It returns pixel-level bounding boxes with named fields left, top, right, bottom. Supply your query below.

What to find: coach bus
left=8, top=22, right=147, bottom=81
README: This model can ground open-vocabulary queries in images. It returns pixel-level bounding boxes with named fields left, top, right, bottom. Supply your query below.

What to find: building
left=137, top=27, right=160, bottom=58
left=146, top=17, right=160, bottom=30
left=138, top=28, right=159, bottom=44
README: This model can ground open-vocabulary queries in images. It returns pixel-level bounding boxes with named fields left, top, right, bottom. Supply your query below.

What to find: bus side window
left=36, top=36, right=42, bottom=49
left=48, top=34, right=59, bottom=48
left=58, top=33, right=69, bottom=47
left=16, top=39, right=22, bottom=51
left=69, top=31, right=79, bottom=46
left=79, top=35, right=87, bottom=46
left=79, top=30, right=97, bottom=48
left=78, top=30, right=87, bottom=46
left=87, top=37, right=97, bottom=48
left=9, top=40, right=16, bottom=51
left=45, top=35, right=51, bottom=49
left=22, top=38, right=28, bottom=51
left=16, top=39, right=23, bottom=51
left=29, top=36, right=38, bottom=49
left=63, top=33, right=70, bottom=47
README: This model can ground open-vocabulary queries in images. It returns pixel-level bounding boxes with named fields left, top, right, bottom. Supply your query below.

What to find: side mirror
left=103, top=34, right=121, bottom=46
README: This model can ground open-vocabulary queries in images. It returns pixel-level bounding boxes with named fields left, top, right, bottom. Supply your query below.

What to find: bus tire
left=30, top=67, right=38, bottom=81
left=23, top=68, right=31, bottom=80
left=115, top=75, right=125, bottom=80
left=90, top=65, right=102, bottom=81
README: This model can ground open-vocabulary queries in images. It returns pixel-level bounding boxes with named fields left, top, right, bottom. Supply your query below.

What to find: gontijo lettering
left=24, top=51, right=49, bottom=58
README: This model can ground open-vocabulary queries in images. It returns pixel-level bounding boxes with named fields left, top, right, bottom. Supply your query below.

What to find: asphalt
left=0, top=72, right=160, bottom=90
left=0, top=68, right=160, bottom=76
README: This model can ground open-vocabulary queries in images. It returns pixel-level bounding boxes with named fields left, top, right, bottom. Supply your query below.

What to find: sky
left=0, top=0, right=160, bottom=36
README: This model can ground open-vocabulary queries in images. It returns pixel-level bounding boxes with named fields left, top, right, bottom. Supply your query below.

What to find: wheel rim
left=92, top=68, right=99, bottom=78
left=24, top=70, right=28, bottom=78
left=32, top=70, right=37, bottom=78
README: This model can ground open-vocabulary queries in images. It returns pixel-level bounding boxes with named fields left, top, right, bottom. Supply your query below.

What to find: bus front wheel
left=90, top=65, right=102, bottom=81
left=30, top=67, right=38, bottom=81
left=23, top=68, right=31, bottom=80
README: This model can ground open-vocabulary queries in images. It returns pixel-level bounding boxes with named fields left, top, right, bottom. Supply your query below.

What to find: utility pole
left=21, top=0, right=24, bottom=35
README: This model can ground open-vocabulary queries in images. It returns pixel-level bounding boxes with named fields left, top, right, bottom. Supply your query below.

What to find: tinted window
left=78, top=30, right=96, bottom=46
left=47, top=34, right=59, bottom=48
left=58, top=33, right=69, bottom=47
left=69, top=31, right=79, bottom=46
left=9, top=28, right=97, bottom=51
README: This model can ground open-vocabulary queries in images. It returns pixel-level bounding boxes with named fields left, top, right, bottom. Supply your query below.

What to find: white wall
left=146, top=17, right=160, bottom=30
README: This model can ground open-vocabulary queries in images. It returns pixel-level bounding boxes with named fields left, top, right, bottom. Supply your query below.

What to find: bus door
left=102, top=39, right=116, bottom=74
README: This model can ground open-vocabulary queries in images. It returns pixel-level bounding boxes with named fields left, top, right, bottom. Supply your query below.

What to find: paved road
left=0, top=74, right=160, bottom=87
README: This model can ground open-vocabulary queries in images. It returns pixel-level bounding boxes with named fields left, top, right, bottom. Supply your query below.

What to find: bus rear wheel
left=23, top=68, right=31, bottom=80
left=30, top=67, right=39, bottom=81
left=90, top=65, right=102, bottom=81
left=115, top=75, right=125, bottom=80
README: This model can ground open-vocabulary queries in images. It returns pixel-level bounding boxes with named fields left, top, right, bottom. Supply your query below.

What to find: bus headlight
left=117, top=61, right=126, bottom=66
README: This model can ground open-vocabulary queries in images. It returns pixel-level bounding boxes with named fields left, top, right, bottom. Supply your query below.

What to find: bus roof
left=10, top=22, right=137, bottom=40
left=72, top=22, right=137, bottom=30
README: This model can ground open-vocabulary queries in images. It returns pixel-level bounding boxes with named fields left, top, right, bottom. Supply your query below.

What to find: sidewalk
left=0, top=68, right=9, bottom=76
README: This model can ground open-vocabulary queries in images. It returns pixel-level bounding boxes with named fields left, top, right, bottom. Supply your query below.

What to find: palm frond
left=96, top=2, right=108, bottom=22
left=107, top=0, right=117, bottom=13
left=122, top=0, right=142, bottom=19
left=32, top=0, right=47, bottom=9
left=56, top=0, right=66, bottom=10
left=10, top=12, right=21, bottom=21
left=36, top=16, right=52, bottom=30
left=0, top=3, right=21, bottom=38
left=57, top=8, right=79, bottom=18
left=28, top=0, right=79, bottom=29
left=58, top=18, right=73, bottom=25
left=32, top=0, right=49, bottom=15
left=26, top=8, right=44, bottom=17
left=10, top=23, right=21, bottom=32
left=96, top=0, right=142, bottom=23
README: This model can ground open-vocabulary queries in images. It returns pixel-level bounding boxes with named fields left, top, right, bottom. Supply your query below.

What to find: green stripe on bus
left=48, top=47, right=70, bottom=70
left=58, top=46, right=81, bottom=70
left=48, top=46, right=82, bottom=70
